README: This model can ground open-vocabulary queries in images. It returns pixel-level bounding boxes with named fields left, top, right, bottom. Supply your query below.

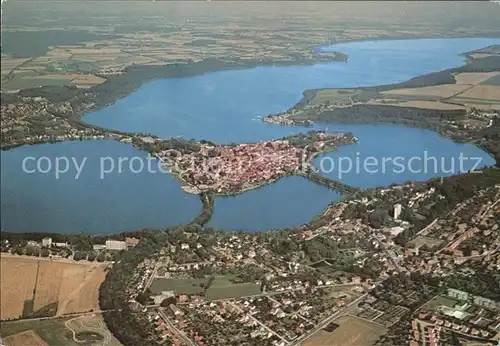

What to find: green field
left=450, top=97, right=500, bottom=105
left=474, top=45, right=500, bottom=54
left=1, top=314, right=122, bottom=346
left=309, top=89, right=361, bottom=106
left=205, top=276, right=261, bottom=300
left=149, top=276, right=261, bottom=299
left=3, top=77, right=71, bottom=91
left=149, top=278, right=209, bottom=295
left=1, top=317, right=76, bottom=346
left=481, top=74, right=500, bottom=86
left=420, top=295, right=458, bottom=311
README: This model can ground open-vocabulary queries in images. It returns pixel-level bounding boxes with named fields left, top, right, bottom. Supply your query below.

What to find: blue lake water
left=1, top=37, right=498, bottom=234
left=312, top=124, right=495, bottom=189
left=0, top=140, right=201, bottom=234
left=84, top=37, right=500, bottom=142
left=209, top=176, right=341, bottom=232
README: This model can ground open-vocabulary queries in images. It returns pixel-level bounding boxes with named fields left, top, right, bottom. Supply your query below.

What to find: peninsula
left=133, top=131, right=357, bottom=195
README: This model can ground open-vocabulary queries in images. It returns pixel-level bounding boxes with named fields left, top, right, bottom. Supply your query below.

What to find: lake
left=84, top=37, right=500, bottom=142
left=1, top=37, right=498, bottom=233
left=0, top=140, right=201, bottom=234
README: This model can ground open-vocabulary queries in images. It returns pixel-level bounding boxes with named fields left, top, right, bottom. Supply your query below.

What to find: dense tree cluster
left=189, top=193, right=214, bottom=227
left=99, top=232, right=170, bottom=345
left=445, top=262, right=500, bottom=301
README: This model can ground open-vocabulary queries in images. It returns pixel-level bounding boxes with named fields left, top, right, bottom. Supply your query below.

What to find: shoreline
left=3, top=35, right=497, bottom=124
left=1, top=36, right=499, bottom=237
left=2, top=35, right=498, bottom=151
left=262, top=41, right=500, bottom=164
left=56, top=35, right=500, bottom=124
left=313, top=33, right=500, bottom=52
left=146, top=131, right=358, bottom=197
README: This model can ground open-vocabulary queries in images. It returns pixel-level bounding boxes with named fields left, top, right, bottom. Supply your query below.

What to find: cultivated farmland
left=453, top=85, right=500, bottom=102
left=453, top=72, right=500, bottom=85
left=3, top=330, right=49, bottom=346
left=481, top=74, right=500, bottom=86
left=0, top=257, right=39, bottom=320
left=381, top=84, right=471, bottom=98
left=0, top=314, right=122, bottom=346
left=0, top=256, right=107, bottom=320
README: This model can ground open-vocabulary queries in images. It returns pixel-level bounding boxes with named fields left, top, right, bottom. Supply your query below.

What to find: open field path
left=56, top=262, right=104, bottom=316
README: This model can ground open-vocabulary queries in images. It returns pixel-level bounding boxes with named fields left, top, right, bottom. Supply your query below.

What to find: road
left=438, top=195, right=500, bottom=254
left=144, top=262, right=159, bottom=292
left=480, top=197, right=500, bottom=219
left=157, top=308, right=196, bottom=346
left=64, top=315, right=112, bottom=345
left=226, top=301, right=289, bottom=344
left=370, top=235, right=402, bottom=274
left=414, top=218, right=438, bottom=237
left=289, top=293, right=368, bottom=346
left=2, top=309, right=119, bottom=324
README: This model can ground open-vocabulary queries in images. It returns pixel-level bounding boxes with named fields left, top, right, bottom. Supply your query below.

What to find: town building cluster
left=410, top=288, right=500, bottom=346
left=158, top=132, right=354, bottom=195
left=1, top=235, right=139, bottom=261
left=109, top=173, right=500, bottom=345
left=262, top=114, right=313, bottom=127
left=0, top=96, right=126, bottom=149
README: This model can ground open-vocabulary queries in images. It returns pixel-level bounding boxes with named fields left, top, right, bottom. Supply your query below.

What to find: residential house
left=42, top=237, right=52, bottom=247
left=106, top=240, right=127, bottom=251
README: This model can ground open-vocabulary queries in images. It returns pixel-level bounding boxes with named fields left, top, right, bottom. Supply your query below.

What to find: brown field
left=67, top=48, right=123, bottom=55
left=381, top=84, right=471, bottom=98
left=3, top=330, right=49, bottom=346
left=0, top=58, right=31, bottom=75
left=468, top=53, right=498, bottom=60
left=30, top=74, right=76, bottom=80
left=454, top=85, right=500, bottom=101
left=72, top=75, right=106, bottom=84
left=0, top=257, right=39, bottom=320
left=71, top=74, right=107, bottom=88
left=0, top=256, right=107, bottom=320
left=392, top=100, right=463, bottom=110
left=369, top=99, right=465, bottom=110
left=32, top=262, right=65, bottom=313
left=453, top=72, right=500, bottom=85
left=59, top=265, right=107, bottom=315
left=22, top=74, right=107, bottom=89
left=17, top=65, right=47, bottom=72
left=46, top=50, right=73, bottom=59
left=459, top=103, right=500, bottom=111
left=303, top=315, right=387, bottom=346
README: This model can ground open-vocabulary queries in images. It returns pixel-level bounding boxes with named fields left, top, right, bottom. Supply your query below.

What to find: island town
left=151, top=131, right=357, bottom=195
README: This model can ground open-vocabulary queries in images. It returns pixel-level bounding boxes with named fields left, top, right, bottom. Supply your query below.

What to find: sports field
left=303, top=315, right=387, bottom=346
